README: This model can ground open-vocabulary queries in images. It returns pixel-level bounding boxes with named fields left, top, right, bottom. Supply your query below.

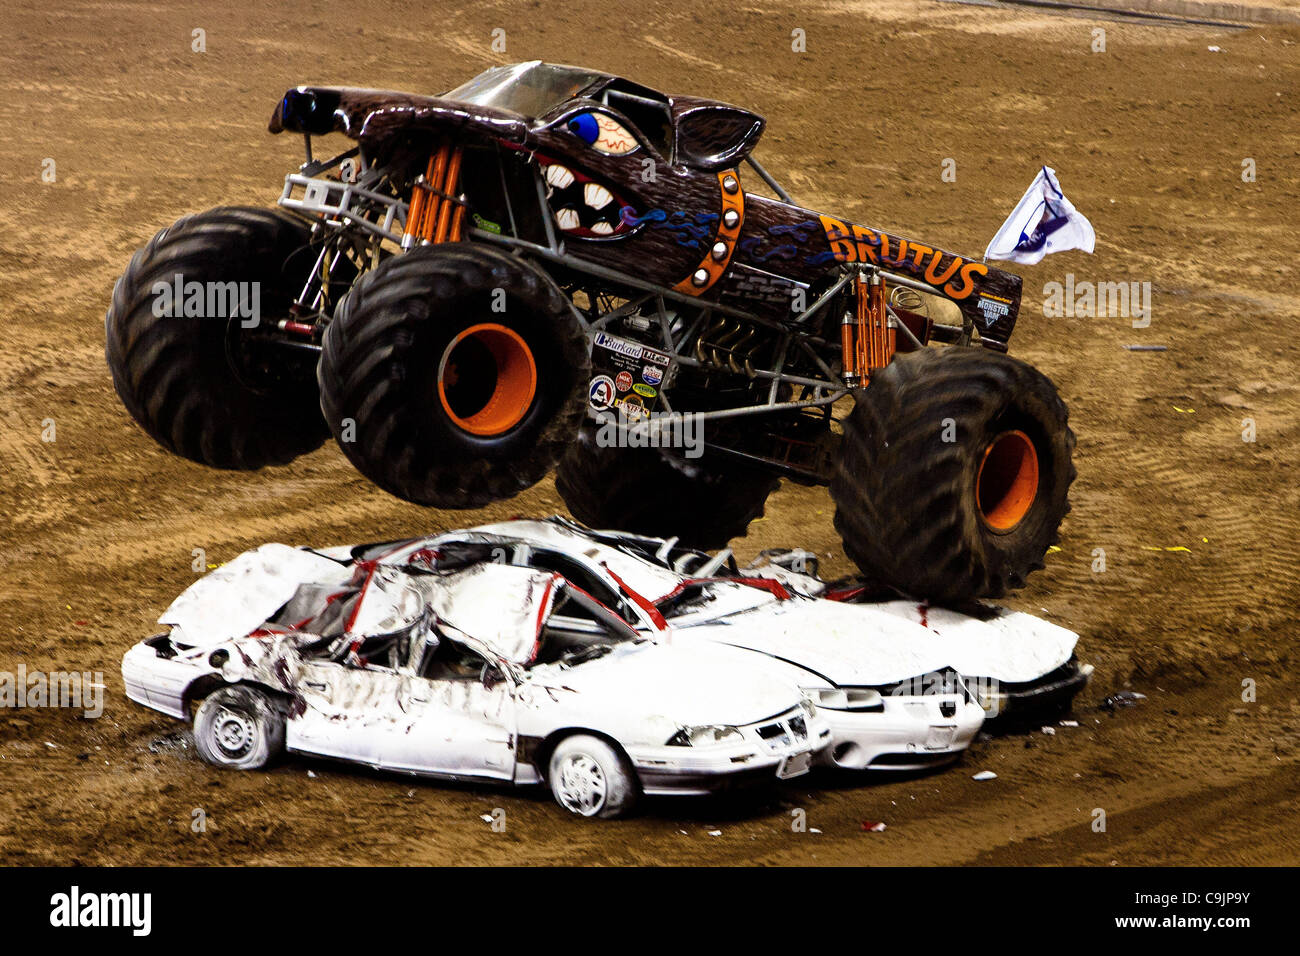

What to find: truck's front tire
left=105, top=206, right=329, bottom=469
left=318, top=245, right=589, bottom=508
left=830, top=347, right=1075, bottom=605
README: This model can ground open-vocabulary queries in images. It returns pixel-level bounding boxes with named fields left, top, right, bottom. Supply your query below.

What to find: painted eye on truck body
left=566, top=112, right=639, bottom=155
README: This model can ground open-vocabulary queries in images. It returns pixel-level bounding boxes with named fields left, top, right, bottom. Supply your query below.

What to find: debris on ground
left=972, top=770, right=998, bottom=781
left=861, top=820, right=887, bottom=832
left=1102, top=691, right=1148, bottom=710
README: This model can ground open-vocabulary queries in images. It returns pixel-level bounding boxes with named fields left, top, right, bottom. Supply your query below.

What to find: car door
left=381, top=635, right=515, bottom=779
left=290, top=653, right=516, bottom=780
left=289, top=658, right=408, bottom=765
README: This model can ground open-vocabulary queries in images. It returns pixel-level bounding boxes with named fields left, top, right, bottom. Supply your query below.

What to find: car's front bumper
left=627, top=714, right=834, bottom=796
left=975, top=658, right=1094, bottom=725
left=817, top=694, right=985, bottom=771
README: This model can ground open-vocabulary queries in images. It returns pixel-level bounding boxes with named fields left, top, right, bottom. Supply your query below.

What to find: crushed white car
left=123, top=544, right=831, bottom=818
left=381, top=518, right=1092, bottom=771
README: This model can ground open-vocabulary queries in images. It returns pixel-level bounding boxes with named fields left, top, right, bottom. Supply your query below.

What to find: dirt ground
left=1, top=0, right=1297, bottom=865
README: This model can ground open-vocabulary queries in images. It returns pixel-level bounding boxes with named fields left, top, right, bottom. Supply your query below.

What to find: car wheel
left=547, top=735, right=638, bottom=819
left=193, top=686, right=286, bottom=771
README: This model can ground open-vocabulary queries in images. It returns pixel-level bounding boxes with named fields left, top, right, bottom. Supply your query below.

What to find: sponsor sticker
left=589, top=333, right=672, bottom=419
left=588, top=375, right=616, bottom=410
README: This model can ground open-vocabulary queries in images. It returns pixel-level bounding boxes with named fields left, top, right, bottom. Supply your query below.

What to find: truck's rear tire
left=556, top=423, right=779, bottom=550
left=830, top=347, right=1075, bottom=605
left=105, top=206, right=329, bottom=469
left=318, top=245, right=589, bottom=508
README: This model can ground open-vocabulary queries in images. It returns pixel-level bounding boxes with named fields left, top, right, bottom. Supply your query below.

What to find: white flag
left=984, top=166, right=1095, bottom=265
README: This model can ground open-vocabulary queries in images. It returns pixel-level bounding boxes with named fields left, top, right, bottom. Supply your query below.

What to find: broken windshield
left=443, top=61, right=604, bottom=118
left=531, top=588, right=642, bottom=668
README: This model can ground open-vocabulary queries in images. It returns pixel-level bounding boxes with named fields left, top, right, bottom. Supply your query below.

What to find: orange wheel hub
left=437, top=323, right=537, bottom=436
left=976, top=430, right=1039, bottom=532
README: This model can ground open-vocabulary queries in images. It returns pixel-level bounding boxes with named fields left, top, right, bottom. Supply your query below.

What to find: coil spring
left=889, top=285, right=928, bottom=316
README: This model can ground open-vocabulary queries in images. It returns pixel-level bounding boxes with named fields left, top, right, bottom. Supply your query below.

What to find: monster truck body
left=106, top=61, right=1075, bottom=605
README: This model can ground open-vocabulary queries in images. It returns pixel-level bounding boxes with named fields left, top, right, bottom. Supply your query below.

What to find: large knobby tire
left=555, top=423, right=780, bottom=551
left=830, top=347, right=1075, bottom=605
left=318, top=244, right=589, bottom=508
left=105, top=206, right=329, bottom=469
left=193, top=685, right=287, bottom=771
left=547, top=734, right=639, bottom=819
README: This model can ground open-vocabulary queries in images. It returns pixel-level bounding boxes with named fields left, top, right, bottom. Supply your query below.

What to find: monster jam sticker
left=589, top=332, right=671, bottom=419
left=976, top=293, right=1012, bottom=328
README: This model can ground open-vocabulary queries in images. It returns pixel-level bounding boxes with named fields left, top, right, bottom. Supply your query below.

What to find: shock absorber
left=842, top=269, right=895, bottom=387
left=402, top=143, right=467, bottom=248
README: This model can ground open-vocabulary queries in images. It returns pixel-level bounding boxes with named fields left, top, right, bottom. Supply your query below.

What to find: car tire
left=105, top=206, right=330, bottom=469
left=830, top=347, right=1075, bottom=605
left=547, top=734, right=639, bottom=819
left=318, top=244, right=590, bottom=508
left=193, top=685, right=287, bottom=771
left=555, top=423, right=780, bottom=551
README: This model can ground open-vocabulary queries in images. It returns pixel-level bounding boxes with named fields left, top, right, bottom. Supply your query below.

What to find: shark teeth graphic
left=583, top=183, right=613, bottom=210
left=544, top=164, right=575, bottom=189
left=554, top=207, right=582, bottom=231
left=589, top=221, right=614, bottom=235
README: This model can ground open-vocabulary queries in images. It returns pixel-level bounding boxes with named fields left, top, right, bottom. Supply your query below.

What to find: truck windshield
left=444, top=61, right=603, bottom=118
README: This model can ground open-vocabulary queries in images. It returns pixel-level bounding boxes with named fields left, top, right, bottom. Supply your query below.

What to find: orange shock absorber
left=433, top=146, right=463, bottom=244
left=402, top=156, right=432, bottom=249
left=449, top=201, right=467, bottom=242
left=849, top=271, right=893, bottom=386
left=402, top=145, right=453, bottom=247
left=841, top=306, right=858, bottom=386
left=855, top=273, right=871, bottom=382
left=870, top=272, right=891, bottom=374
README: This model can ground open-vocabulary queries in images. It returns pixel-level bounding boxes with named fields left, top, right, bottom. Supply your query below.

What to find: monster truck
left=105, top=61, right=1075, bottom=605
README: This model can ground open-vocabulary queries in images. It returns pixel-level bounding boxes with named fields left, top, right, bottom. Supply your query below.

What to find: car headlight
left=802, top=687, right=884, bottom=712
left=666, top=725, right=745, bottom=747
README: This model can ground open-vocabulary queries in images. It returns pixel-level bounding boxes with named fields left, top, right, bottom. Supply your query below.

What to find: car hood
left=523, top=641, right=802, bottom=727
left=159, top=544, right=352, bottom=646
left=671, top=595, right=1079, bottom=686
